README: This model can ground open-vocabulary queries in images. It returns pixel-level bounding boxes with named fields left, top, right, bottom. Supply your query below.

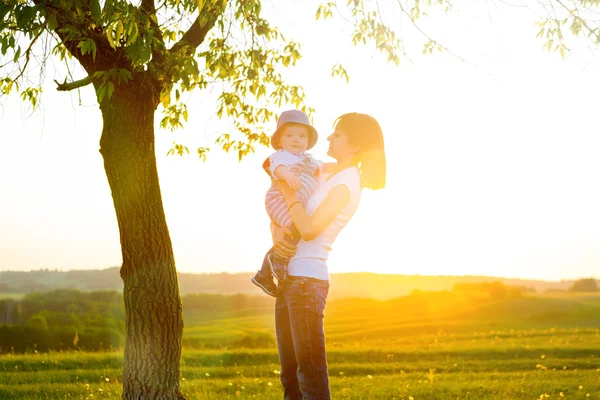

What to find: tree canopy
left=2, top=0, right=599, bottom=154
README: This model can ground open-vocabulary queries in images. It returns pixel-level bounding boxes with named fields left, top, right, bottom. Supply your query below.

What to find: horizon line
left=1, top=266, right=598, bottom=282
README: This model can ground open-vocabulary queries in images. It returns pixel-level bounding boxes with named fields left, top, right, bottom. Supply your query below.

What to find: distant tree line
left=451, top=279, right=598, bottom=298
left=451, top=281, right=531, bottom=300
left=568, top=278, right=598, bottom=292
left=3, top=268, right=595, bottom=298
left=0, top=290, right=275, bottom=353
left=0, top=290, right=125, bottom=352
left=1, top=280, right=597, bottom=353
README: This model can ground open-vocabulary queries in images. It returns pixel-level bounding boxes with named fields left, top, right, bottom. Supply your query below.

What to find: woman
left=271, top=112, right=387, bottom=400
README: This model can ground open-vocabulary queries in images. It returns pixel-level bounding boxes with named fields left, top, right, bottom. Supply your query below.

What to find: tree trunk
left=98, top=80, right=185, bottom=400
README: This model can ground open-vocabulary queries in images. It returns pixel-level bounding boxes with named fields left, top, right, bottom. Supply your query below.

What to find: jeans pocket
left=312, top=283, right=329, bottom=317
left=287, top=281, right=312, bottom=312
left=286, top=279, right=329, bottom=317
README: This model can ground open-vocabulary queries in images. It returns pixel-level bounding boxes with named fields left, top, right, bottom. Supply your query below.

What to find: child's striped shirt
left=263, top=150, right=322, bottom=227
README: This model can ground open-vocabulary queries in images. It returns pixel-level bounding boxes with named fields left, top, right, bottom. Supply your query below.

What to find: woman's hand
left=273, top=180, right=297, bottom=204
left=271, top=223, right=297, bottom=259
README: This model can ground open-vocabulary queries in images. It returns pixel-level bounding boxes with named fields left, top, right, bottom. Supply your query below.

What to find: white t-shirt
left=287, top=167, right=362, bottom=281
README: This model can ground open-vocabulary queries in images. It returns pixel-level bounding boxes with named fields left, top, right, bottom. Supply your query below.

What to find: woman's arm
left=271, top=222, right=297, bottom=259
left=274, top=181, right=350, bottom=241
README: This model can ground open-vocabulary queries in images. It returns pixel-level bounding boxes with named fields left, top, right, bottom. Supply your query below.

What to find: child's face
left=279, top=124, right=310, bottom=153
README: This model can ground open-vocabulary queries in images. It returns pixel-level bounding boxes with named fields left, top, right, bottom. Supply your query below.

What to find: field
left=0, top=293, right=24, bottom=300
left=1, top=292, right=600, bottom=399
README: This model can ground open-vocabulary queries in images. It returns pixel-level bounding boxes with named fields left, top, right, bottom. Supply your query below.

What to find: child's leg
left=270, top=225, right=301, bottom=281
left=259, top=247, right=276, bottom=276
left=252, top=247, right=278, bottom=297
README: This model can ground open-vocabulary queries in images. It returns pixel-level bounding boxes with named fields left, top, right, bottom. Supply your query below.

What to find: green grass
left=0, top=292, right=24, bottom=300
left=1, top=340, right=599, bottom=399
left=2, top=293, right=600, bottom=399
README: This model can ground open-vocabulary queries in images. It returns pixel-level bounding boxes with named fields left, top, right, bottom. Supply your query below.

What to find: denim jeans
left=275, top=276, right=331, bottom=400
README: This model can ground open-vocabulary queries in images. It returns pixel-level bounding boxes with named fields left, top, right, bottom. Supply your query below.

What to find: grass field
left=0, top=293, right=24, bottom=300
left=1, top=293, right=600, bottom=399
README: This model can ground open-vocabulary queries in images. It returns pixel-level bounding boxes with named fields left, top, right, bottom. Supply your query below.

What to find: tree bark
left=98, top=79, right=185, bottom=400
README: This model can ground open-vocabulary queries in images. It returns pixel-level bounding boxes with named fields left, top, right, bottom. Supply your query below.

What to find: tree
left=1, top=0, right=400, bottom=398
left=26, top=313, right=49, bottom=330
left=2, top=0, right=600, bottom=398
left=569, top=278, right=598, bottom=292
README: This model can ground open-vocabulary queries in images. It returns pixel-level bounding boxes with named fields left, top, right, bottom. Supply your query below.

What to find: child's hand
left=285, top=175, right=303, bottom=191
left=273, top=180, right=297, bottom=202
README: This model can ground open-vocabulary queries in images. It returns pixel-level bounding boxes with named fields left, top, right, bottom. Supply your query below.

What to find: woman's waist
left=287, top=257, right=329, bottom=282
left=292, top=240, right=332, bottom=259
left=284, top=275, right=330, bottom=287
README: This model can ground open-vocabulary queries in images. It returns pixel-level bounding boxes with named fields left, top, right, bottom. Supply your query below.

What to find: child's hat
left=271, top=110, right=318, bottom=151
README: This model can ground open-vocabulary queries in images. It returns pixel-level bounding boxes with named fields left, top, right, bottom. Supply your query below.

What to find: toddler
left=251, top=110, right=321, bottom=297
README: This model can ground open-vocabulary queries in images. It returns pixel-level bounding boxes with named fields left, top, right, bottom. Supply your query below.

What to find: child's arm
left=274, top=165, right=302, bottom=191
left=273, top=165, right=294, bottom=180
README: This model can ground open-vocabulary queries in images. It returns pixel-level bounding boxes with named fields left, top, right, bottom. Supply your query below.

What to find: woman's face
left=327, top=128, right=358, bottom=161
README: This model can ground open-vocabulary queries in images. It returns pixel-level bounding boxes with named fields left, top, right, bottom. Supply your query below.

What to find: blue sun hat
left=271, top=110, right=318, bottom=151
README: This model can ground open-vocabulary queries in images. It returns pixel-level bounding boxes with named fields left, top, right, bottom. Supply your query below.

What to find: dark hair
left=334, top=113, right=386, bottom=190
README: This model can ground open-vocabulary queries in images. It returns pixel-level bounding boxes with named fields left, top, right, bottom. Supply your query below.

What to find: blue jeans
left=275, top=276, right=331, bottom=400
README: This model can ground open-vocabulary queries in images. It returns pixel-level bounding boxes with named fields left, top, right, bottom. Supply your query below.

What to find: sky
left=1, top=0, right=599, bottom=280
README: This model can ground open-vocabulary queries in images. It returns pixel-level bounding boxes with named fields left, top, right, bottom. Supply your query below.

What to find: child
left=251, top=110, right=322, bottom=297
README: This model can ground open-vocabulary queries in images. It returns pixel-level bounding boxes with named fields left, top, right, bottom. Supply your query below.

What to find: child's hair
left=334, top=113, right=387, bottom=190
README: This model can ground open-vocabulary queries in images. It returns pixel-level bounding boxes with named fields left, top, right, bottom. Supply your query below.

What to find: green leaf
left=13, top=46, right=21, bottom=63
left=0, top=3, right=10, bottom=23
left=47, top=12, right=58, bottom=31
left=75, top=6, right=84, bottom=19
left=16, top=6, right=35, bottom=29
left=78, top=39, right=97, bottom=61
left=107, top=26, right=116, bottom=50
left=107, top=82, right=114, bottom=98
left=160, top=88, right=171, bottom=108
left=116, top=21, right=124, bottom=44
left=90, top=0, right=101, bottom=23
left=125, top=22, right=138, bottom=46
left=96, top=85, right=107, bottom=104
left=117, top=69, right=132, bottom=84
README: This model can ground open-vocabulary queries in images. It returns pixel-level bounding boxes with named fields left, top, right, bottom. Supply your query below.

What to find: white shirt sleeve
left=267, top=151, right=298, bottom=179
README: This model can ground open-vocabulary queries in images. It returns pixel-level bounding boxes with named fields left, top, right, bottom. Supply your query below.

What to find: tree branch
left=13, top=23, right=47, bottom=82
left=54, top=75, right=95, bottom=91
left=394, top=0, right=482, bottom=69
left=32, top=1, right=122, bottom=73
left=169, top=4, right=226, bottom=54
left=141, top=0, right=166, bottom=64
left=554, top=0, right=600, bottom=43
